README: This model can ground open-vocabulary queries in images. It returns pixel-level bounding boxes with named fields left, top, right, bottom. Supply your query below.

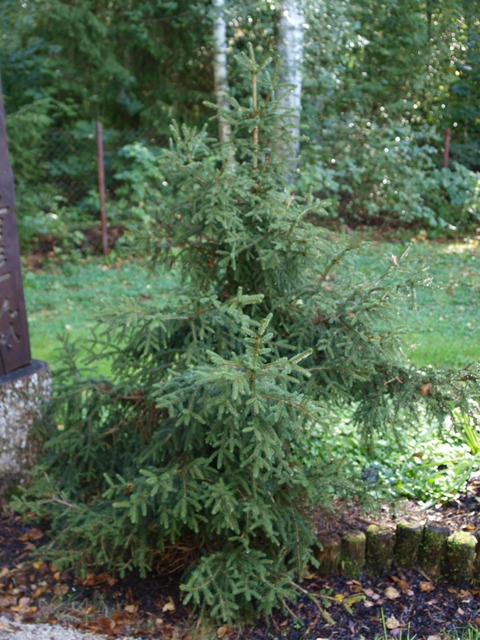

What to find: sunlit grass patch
left=352, top=234, right=480, bottom=368
left=23, top=254, right=177, bottom=371
left=23, top=234, right=480, bottom=372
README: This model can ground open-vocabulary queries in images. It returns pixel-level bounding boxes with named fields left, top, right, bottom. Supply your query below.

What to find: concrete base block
left=0, top=360, right=51, bottom=501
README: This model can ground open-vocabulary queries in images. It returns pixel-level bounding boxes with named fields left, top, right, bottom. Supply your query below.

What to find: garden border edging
left=316, top=520, right=480, bottom=583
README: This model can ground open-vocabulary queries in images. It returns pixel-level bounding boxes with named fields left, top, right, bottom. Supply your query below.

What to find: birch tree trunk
left=212, top=0, right=231, bottom=143
left=275, top=0, right=304, bottom=175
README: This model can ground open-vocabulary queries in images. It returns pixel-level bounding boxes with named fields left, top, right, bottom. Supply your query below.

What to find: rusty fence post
left=96, top=121, right=109, bottom=256
left=443, top=127, right=451, bottom=169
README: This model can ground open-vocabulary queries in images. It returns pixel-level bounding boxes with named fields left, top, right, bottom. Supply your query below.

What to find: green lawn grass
left=22, top=234, right=480, bottom=371
left=352, top=233, right=480, bottom=369
left=400, top=238, right=480, bottom=368
left=23, top=254, right=176, bottom=369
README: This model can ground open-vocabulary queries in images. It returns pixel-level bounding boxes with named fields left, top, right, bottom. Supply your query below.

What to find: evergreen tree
left=15, top=48, right=480, bottom=624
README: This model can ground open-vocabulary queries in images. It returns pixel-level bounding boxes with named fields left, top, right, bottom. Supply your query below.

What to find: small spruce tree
left=16, top=48, right=480, bottom=623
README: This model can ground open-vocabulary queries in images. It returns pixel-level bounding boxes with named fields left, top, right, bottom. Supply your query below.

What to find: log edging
left=316, top=521, right=480, bottom=584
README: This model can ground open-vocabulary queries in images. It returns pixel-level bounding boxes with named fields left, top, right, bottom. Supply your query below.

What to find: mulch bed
left=310, top=473, right=480, bottom=539
left=1, top=478, right=479, bottom=640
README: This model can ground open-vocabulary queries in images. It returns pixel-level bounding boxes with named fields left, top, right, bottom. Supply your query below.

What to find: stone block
left=0, top=360, right=50, bottom=500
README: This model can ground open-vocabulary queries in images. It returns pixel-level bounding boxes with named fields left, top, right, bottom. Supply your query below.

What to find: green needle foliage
left=15, top=48, right=480, bottom=623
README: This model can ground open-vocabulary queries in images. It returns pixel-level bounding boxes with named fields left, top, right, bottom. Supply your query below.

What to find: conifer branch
left=259, top=394, right=319, bottom=423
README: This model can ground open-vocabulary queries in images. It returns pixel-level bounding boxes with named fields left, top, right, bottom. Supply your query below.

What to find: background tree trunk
left=275, top=0, right=304, bottom=174
left=212, top=0, right=231, bottom=143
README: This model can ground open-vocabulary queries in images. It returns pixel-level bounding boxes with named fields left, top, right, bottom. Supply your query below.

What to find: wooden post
left=341, top=530, right=366, bottom=578
left=418, top=524, right=450, bottom=578
left=0, top=76, right=31, bottom=374
left=394, top=522, right=424, bottom=569
left=96, top=122, right=109, bottom=256
left=316, top=533, right=341, bottom=577
left=366, top=524, right=395, bottom=575
left=443, top=127, right=451, bottom=169
left=443, top=531, right=477, bottom=583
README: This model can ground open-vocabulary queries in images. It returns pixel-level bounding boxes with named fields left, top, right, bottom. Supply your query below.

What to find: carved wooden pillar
left=0, top=77, right=31, bottom=374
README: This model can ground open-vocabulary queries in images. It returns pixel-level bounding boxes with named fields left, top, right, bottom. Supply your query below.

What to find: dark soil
left=311, top=472, right=480, bottom=540
left=1, top=478, right=479, bottom=640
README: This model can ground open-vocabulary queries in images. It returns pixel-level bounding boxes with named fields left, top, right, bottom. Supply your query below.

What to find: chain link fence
left=42, top=125, right=165, bottom=209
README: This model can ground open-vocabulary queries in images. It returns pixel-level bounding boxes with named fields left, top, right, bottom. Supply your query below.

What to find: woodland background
left=1, top=1, right=480, bottom=633
left=1, top=0, right=479, bottom=244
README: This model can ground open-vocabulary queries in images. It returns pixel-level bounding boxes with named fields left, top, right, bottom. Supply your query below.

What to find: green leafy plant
left=299, top=115, right=447, bottom=228
left=298, top=109, right=480, bottom=232
left=426, top=162, right=480, bottom=230
left=15, top=48, right=480, bottom=624
left=301, top=404, right=480, bottom=508
left=452, top=403, right=480, bottom=456
left=113, top=141, right=165, bottom=228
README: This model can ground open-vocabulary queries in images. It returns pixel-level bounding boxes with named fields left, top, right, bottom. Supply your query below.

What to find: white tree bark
left=275, top=0, right=304, bottom=170
left=212, top=0, right=231, bottom=143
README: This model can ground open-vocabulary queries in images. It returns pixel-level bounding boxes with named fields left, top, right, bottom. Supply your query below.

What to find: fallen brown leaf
left=392, top=577, right=409, bottom=592
left=124, top=604, right=138, bottom=615
left=11, top=601, right=37, bottom=615
left=419, top=382, right=433, bottom=396
left=19, top=528, right=44, bottom=542
left=384, top=586, right=401, bottom=600
left=347, top=580, right=363, bottom=588
left=32, top=586, right=48, bottom=598
left=162, top=598, right=176, bottom=613
left=386, top=616, right=400, bottom=630
left=53, top=584, right=69, bottom=597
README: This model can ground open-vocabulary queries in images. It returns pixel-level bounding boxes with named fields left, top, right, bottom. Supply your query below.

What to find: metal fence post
left=96, top=122, right=109, bottom=256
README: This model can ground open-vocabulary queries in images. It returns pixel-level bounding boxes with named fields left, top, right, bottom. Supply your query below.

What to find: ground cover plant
left=14, top=52, right=480, bottom=626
